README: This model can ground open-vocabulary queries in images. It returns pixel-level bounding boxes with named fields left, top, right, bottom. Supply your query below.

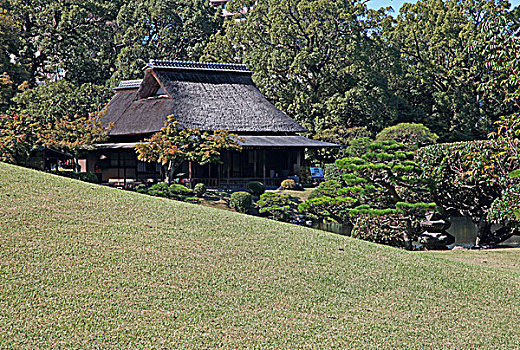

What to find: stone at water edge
left=418, top=231, right=455, bottom=249
left=419, top=212, right=455, bottom=250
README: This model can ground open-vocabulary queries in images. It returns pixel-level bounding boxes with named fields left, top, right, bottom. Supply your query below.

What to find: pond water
left=313, top=216, right=520, bottom=247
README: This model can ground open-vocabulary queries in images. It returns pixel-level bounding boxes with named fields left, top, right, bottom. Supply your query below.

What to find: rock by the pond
left=419, top=212, right=455, bottom=250
left=418, top=231, right=455, bottom=249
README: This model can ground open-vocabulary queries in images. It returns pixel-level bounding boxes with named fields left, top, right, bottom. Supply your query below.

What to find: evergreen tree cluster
left=0, top=0, right=519, bottom=162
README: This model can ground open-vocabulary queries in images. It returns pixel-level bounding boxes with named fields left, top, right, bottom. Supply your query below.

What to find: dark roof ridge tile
left=147, top=60, right=250, bottom=73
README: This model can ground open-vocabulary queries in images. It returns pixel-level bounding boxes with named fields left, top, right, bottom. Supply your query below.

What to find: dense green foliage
left=203, top=0, right=520, bottom=142
left=193, top=183, right=207, bottom=197
left=203, top=0, right=403, bottom=135
left=489, top=184, right=520, bottom=229
left=416, top=141, right=519, bottom=245
left=247, top=181, right=265, bottom=196
left=257, top=191, right=293, bottom=221
left=229, top=191, right=252, bottom=213
left=382, top=0, right=518, bottom=141
left=376, top=123, right=438, bottom=150
left=112, top=0, right=221, bottom=83
left=301, top=140, right=435, bottom=248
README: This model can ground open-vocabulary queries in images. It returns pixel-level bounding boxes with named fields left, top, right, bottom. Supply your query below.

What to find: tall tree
left=112, top=0, right=222, bottom=83
left=0, top=4, right=29, bottom=111
left=383, top=0, right=518, bottom=141
left=202, top=0, right=403, bottom=135
left=5, top=0, right=122, bottom=86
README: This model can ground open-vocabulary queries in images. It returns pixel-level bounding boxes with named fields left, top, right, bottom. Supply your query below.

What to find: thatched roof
left=104, top=60, right=306, bottom=136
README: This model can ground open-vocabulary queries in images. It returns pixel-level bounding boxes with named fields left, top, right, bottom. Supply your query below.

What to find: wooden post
left=253, top=150, right=257, bottom=178
left=296, top=149, right=301, bottom=175
left=189, top=160, right=193, bottom=188
left=262, top=149, right=266, bottom=184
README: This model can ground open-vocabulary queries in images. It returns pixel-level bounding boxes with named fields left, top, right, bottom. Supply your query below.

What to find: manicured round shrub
left=247, top=181, right=265, bottom=196
left=135, top=184, right=149, bottom=194
left=281, top=179, right=296, bottom=189
left=229, top=191, right=253, bottom=213
left=376, top=123, right=438, bottom=150
left=257, top=192, right=293, bottom=221
left=193, top=183, right=207, bottom=197
left=148, top=182, right=171, bottom=197
left=169, top=183, right=192, bottom=195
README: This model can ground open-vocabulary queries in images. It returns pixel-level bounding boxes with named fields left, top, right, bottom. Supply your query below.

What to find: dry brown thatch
left=104, top=61, right=306, bottom=136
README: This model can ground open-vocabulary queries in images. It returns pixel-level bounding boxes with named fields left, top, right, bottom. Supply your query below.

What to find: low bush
left=184, top=196, right=202, bottom=204
left=193, top=183, right=207, bottom=197
left=376, top=123, right=438, bottom=150
left=229, top=191, right=253, bottom=213
left=51, top=170, right=99, bottom=183
left=247, top=181, right=265, bottom=196
left=281, top=179, right=296, bottom=190
left=169, top=184, right=192, bottom=195
left=257, top=192, right=293, bottom=221
left=135, top=184, right=149, bottom=194
left=351, top=214, right=420, bottom=247
left=148, top=183, right=171, bottom=197
left=76, top=172, right=99, bottom=183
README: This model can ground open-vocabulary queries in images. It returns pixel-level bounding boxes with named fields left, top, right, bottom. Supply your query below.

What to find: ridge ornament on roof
left=114, top=79, right=143, bottom=90
left=147, top=60, right=251, bottom=73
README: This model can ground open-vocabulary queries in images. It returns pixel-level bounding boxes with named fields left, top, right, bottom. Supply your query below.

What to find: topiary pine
left=306, top=140, right=436, bottom=249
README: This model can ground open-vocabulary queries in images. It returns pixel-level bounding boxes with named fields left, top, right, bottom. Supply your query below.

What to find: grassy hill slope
left=1, top=162, right=520, bottom=349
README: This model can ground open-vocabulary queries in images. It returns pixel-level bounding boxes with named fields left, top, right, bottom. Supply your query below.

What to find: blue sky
left=366, top=0, right=520, bottom=13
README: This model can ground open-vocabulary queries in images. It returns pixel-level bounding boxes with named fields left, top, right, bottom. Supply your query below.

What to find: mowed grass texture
left=1, top=163, right=520, bottom=349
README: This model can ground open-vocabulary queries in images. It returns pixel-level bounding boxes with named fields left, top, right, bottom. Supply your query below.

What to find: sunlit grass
left=1, top=162, right=520, bottom=349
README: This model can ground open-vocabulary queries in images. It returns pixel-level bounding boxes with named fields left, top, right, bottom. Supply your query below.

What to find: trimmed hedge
left=377, top=123, right=438, bottom=150
left=247, top=181, right=265, bottom=196
left=281, top=179, right=296, bottom=189
left=193, top=183, right=207, bottom=197
left=230, top=191, right=252, bottom=213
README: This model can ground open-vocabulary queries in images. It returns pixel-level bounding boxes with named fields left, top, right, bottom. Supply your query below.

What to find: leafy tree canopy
left=112, top=0, right=222, bottom=83
left=135, top=115, right=242, bottom=183
left=383, top=0, right=518, bottom=141
left=202, top=0, right=404, bottom=135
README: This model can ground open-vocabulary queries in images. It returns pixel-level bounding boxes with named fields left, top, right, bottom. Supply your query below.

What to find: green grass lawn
left=1, top=162, right=520, bottom=349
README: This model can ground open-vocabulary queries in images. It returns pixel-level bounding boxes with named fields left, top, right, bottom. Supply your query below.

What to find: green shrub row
left=135, top=183, right=201, bottom=204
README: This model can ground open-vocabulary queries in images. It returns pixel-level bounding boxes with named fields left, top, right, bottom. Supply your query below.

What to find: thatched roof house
left=83, top=60, right=337, bottom=187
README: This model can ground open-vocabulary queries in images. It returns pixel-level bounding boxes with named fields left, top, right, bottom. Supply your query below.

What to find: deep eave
left=95, top=135, right=339, bottom=150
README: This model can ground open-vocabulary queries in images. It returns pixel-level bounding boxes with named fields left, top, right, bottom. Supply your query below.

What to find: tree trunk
left=475, top=215, right=491, bottom=247
left=403, top=219, right=414, bottom=251
left=474, top=214, right=514, bottom=247
left=165, top=161, right=182, bottom=184
left=165, top=162, right=175, bottom=184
